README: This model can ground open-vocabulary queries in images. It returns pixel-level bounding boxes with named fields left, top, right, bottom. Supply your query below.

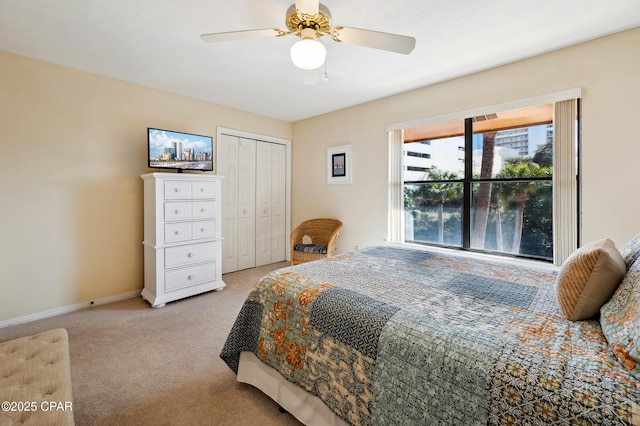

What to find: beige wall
left=0, top=51, right=291, bottom=322
left=292, top=27, right=640, bottom=256
left=2, top=27, right=639, bottom=323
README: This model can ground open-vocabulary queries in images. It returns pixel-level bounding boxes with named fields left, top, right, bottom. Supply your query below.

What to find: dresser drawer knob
left=174, top=188, right=180, bottom=192
left=200, top=208, right=206, bottom=213
left=174, top=230, right=180, bottom=235
left=174, top=209, right=180, bottom=214
left=188, top=252, right=195, bottom=258
left=188, top=274, right=196, bottom=280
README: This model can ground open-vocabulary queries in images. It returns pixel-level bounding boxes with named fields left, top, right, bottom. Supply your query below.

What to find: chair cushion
left=294, top=244, right=328, bottom=254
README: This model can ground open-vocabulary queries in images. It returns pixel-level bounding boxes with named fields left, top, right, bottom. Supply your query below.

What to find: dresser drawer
left=192, top=220, right=216, bottom=239
left=192, top=181, right=216, bottom=199
left=164, top=202, right=192, bottom=221
left=191, top=201, right=216, bottom=219
left=165, top=242, right=216, bottom=268
left=165, top=262, right=217, bottom=292
left=164, top=181, right=191, bottom=199
left=165, top=222, right=192, bottom=242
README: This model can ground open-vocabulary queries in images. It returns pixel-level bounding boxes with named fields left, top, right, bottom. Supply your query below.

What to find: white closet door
left=218, top=135, right=256, bottom=273
left=220, top=133, right=287, bottom=271
left=256, top=141, right=287, bottom=266
left=237, top=138, right=256, bottom=270
left=270, top=143, right=287, bottom=263
left=255, top=142, right=273, bottom=267
left=218, top=134, right=239, bottom=273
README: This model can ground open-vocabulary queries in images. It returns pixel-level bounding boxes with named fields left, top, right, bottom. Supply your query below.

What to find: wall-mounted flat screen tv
left=147, top=127, right=214, bottom=172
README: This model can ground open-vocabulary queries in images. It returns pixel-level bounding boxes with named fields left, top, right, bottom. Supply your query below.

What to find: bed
left=221, top=241, right=640, bottom=425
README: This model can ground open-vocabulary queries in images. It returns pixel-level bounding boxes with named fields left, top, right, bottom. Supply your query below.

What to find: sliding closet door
left=256, top=142, right=273, bottom=267
left=270, top=143, right=287, bottom=263
left=218, top=134, right=240, bottom=273
left=237, top=138, right=257, bottom=270
left=218, top=135, right=256, bottom=273
left=219, top=132, right=287, bottom=272
left=256, top=141, right=287, bottom=266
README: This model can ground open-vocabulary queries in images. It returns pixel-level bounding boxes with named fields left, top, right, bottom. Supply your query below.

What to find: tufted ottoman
left=0, top=328, right=74, bottom=426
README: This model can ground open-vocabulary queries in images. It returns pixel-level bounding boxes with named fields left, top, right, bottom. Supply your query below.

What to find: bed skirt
left=238, top=351, right=348, bottom=426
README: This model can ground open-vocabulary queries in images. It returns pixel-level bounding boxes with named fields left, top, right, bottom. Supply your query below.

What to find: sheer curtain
left=553, top=99, right=579, bottom=265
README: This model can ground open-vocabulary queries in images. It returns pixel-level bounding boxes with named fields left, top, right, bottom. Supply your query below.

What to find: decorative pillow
left=600, top=256, right=640, bottom=377
left=556, top=238, right=626, bottom=321
left=619, top=232, right=640, bottom=268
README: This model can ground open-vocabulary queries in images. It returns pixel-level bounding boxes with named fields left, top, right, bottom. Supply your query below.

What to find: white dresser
left=141, top=173, right=225, bottom=307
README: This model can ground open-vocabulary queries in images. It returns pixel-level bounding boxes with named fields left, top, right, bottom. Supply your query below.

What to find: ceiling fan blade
left=201, top=29, right=283, bottom=43
left=295, top=0, right=319, bottom=15
left=331, top=27, right=416, bottom=55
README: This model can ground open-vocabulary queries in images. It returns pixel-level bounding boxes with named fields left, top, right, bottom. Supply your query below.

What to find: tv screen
left=147, top=128, right=214, bottom=172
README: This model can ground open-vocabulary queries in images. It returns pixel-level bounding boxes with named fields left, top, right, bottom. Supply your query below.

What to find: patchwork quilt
left=221, top=246, right=640, bottom=425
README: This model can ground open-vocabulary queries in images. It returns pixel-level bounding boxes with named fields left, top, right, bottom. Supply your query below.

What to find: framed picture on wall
left=327, top=144, right=352, bottom=184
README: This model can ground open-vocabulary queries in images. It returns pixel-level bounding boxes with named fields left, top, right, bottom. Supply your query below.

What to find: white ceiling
left=1, top=0, right=639, bottom=122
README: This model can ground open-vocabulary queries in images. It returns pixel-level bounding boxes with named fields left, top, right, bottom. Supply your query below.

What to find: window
left=407, top=151, right=431, bottom=159
left=394, top=99, right=579, bottom=263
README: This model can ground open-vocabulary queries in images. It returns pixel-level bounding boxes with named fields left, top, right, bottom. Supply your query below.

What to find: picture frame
left=327, top=144, right=352, bottom=184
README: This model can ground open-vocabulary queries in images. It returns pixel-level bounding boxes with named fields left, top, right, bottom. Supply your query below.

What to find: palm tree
left=471, top=132, right=497, bottom=248
left=492, top=202, right=504, bottom=251
left=410, top=169, right=461, bottom=244
left=495, top=160, right=552, bottom=253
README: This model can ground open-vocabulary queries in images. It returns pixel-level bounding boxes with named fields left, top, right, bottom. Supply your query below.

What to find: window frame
left=388, top=90, right=581, bottom=265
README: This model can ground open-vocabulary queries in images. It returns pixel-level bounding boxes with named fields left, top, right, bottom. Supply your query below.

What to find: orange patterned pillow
left=556, top=238, right=626, bottom=321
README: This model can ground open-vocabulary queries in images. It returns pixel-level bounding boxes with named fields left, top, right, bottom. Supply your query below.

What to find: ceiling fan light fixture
left=290, top=36, right=326, bottom=70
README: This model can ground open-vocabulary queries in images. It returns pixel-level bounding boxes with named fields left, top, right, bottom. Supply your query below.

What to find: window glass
left=402, top=103, right=555, bottom=260
left=470, top=181, right=553, bottom=257
left=403, top=119, right=464, bottom=182
left=404, top=183, right=463, bottom=246
left=472, top=125, right=553, bottom=178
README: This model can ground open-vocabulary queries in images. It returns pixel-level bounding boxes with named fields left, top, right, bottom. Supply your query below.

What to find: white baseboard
left=0, top=290, right=142, bottom=329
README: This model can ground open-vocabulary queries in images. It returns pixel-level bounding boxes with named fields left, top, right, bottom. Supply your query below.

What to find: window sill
left=384, top=241, right=559, bottom=272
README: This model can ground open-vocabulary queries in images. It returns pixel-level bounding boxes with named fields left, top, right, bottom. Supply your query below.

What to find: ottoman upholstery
left=0, top=328, right=74, bottom=426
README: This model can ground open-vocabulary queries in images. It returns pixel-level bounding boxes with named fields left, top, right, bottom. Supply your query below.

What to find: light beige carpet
left=0, top=262, right=303, bottom=426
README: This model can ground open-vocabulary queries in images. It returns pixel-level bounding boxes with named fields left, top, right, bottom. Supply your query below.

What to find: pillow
left=556, top=238, right=626, bottom=321
left=600, top=256, right=640, bottom=377
left=619, top=232, right=640, bottom=268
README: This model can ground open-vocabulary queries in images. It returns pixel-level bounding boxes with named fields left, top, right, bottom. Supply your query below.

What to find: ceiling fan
left=200, top=0, right=416, bottom=82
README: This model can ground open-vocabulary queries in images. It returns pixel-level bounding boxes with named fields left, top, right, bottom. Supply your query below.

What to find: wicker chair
left=290, top=218, right=343, bottom=265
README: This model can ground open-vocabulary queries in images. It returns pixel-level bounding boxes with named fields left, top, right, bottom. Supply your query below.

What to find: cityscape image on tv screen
left=148, top=128, right=213, bottom=171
